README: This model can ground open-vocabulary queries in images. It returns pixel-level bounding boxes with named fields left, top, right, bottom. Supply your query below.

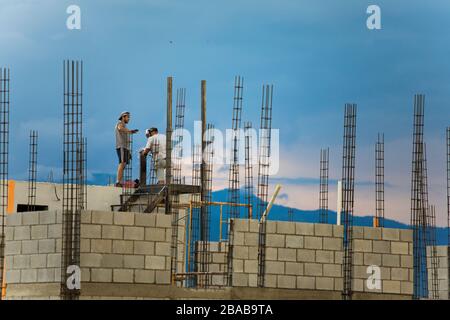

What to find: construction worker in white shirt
left=140, top=127, right=166, bottom=184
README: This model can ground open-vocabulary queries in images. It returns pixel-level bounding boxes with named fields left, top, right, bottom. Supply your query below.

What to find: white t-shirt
left=145, top=134, right=166, bottom=160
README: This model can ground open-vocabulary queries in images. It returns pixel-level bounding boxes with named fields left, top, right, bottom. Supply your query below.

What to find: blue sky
left=1, top=0, right=449, bottom=225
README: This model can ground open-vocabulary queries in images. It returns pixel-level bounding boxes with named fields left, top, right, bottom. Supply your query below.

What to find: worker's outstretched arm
left=117, top=122, right=138, bottom=134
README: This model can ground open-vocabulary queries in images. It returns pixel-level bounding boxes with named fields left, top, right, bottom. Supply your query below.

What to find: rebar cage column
left=319, top=148, right=329, bottom=224
left=27, top=130, right=38, bottom=211
left=375, top=133, right=385, bottom=227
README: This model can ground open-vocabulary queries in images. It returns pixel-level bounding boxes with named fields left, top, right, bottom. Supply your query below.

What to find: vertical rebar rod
left=257, top=84, right=274, bottom=288
left=410, top=94, right=428, bottom=299
left=244, top=122, right=254, bottom=219
left=288, top=208, right=294, bottom=222
left=341, top=103, right=357, bottom=300
left=27, top=130, right=38, bottom=211
left=61, top=60, right=83, bottom=300
left=319, top=148, right=329, bottom=224
left=375, top=133, right=385, bottom=227
left=0, top=67, right=10, bottom=301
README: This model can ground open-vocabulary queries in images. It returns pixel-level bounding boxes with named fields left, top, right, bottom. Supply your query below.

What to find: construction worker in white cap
left=140, top=127, right=166, bottom=184
left=115, top=111, right=138, bottom=187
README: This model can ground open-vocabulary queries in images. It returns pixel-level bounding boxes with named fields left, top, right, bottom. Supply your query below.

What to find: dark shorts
left=116, top=148, right=131, bottom=164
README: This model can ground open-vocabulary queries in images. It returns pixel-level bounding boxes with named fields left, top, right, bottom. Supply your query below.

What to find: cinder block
left=296, top=276, right=315, bottom=289
left=91, top=239, right=112, bottom=253
left=352, top=279, right=364, bottom=292
left=155, top=242, right=171, bottom=256
left=333, top=225, right=344, bottom=238
left=91, top=211, right=114, bottom=224
left=233, top=219, right=249, bottom=232
left=232, top=273, right=248, bottom=287
left=134, top=241, right=154, bottom=255
left=382, top=228, right=400, bottom=241
left=372, top=240, right=390, bottom=254
left=31, top=225, right=48, bottom=240
left=401, top=281, right=413, bottom=295
left=212, top=252, right=226, bottom=264
left=135, top=213, right=156, bottom=227
left=155, top=214, right=171, bottom=228
left=391, top=268, right=409, bottom=281
left=391, top=242, right=409, bottom=255
left=277, top=275, right=296, bottom=289
left=264, top=274, right=277, bottom=288
left=6, top=213, right=22, bottom=226
left=232, top=231, right=244, bottom=246
left=314, top=224, right=333, bottom=237
left=266, top=247, right=277, bottom=260
left=265, top=261, right=284, bottom=274
left=5, top=226, right=14, bottom=241
left=352, top=252, right=363, bottom=265
left=277, top=221, right=296, bottom=234
left=13, top=255, right=30, bottom=269
left=47, top=253, right=61, bottom=268
left=364, top=227, right=382, bottom=240
left=37, top=269, right=55, bottom=282
left=285, top=262, right=303, bottom=275
left=135, top=270, right=155, bottom=284
left=232, top=259, right=244, bottom=273
left=81, top=253, right=102, bottom=267
left=145, top=228, right=165, bottom=241
left=81, top=211, right=91, bottom=224
left=14, top=226, right=30, bottom=240
left=114, top=212, right=135, bottom=226
left=266, top=234, right=285, bottom=247
left=124, top=226, right=145, bottom=240
left=265, top=221, right=276, bottom=233
left=304, top=263, right=323, bottom=276
left=101, top=254, right=124, bottom=268
left=244, top=232, right=258, bottom=246
left=248, top=220, right=259, bottom=233
left=286, top=235, right=303, bottom=249
left=22, top=240, right=38, bottom=254
left=233, top=246, right=249, bottom=259
left=6, top=270, right=21, bottom=283
left=21, top=269, right=37, bottom=283
left=352, top=227, right=364, bottom=239
left=113, top=269, right=134, bottom=283
left=38, top=239, right=55, bottom=254
left=353, top=239, right=372, bottom=252
left=80, top=239, right=90, bottom=252
left=353, top=265, right=369, bottom=279
left=102, top=225, right=124, bottom=239
left=82, top=224, right=102, bottom=239
left=5, top=241, right=22, bottom=256
left=145, top=255, right=166, bottom=270
left=30, top=254, right=47, bottom=268
left=304, top=236, right=322, bottom=250
left=323, top=238, right=342, bottom=251
left=244, top=260, right=258, bottom=273
left=248, top=274, right=258, bottom=287
left=316, top=277, right=334, bottom=290
left=323, top=264, right=341, bottom=277
left=316, top=251, right=334, bottom=263
left=91, top=268, right=113, bottom=282
left=399, top=229, right=414, bottom=244
left=295, top=223, right=314, bottom=236
left=383, top=280, right=401, bottom=294
left=382, top=254, right=400, bottom=267
left=48, top=224, right=62, bottom=239
left=248, top=246, right=259, bottom=260
left=278, top=248, right=296, bottom=262
left=335, top=251, right=344, bottom=264
left=364, top=253, right=382, bottom=266
left=39, top=211, right=56, bottom=224
left=297, top=249, right=315, bottom=262
left=81, top=267, right=90, bottom=282
left=334, top=278, right=343, bottom=291
left=22, top=213, right=39, bottom=225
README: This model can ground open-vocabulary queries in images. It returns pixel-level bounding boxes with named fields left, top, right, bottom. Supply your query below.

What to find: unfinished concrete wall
left=4, top=210, right=174, bottom=299
left=4, top=211, right=62, bottom=287
left=427, top=245, right=449, bottom=300
left=8, top=181, right=122, bottom=213
left=229, top=219, right=413, bottom=297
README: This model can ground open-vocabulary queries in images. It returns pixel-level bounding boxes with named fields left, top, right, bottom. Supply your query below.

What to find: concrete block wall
left=80, top=210, right=173, bottom=286
left=352, top=226, right=413, bottom=296
left=195, top=241, right=228, bottom=287
left=427, top=245, right=449, bottom=300
left=5, top=211, right=62, bottom=285
left=229, top=219, right=413, bottom=297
